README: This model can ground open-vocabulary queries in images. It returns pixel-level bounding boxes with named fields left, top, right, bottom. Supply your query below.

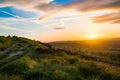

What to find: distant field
left=50, top=39, right=120, bottom=67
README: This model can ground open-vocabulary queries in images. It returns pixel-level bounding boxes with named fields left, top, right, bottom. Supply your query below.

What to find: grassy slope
left=0, top=36, right=120, bottom=80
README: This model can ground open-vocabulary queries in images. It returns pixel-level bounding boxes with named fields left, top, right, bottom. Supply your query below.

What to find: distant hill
left=50, top=38, right=120, bottom=51
left=0, top=36, right=120, bottom=80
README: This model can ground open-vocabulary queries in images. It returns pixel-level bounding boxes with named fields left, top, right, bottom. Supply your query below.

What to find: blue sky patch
left=0, top=6, right=36, bottom=18
left=53, top=0, right=70, bottom=3
left=0, top=0, right=4, bottom=3
left=52, top=0, right=84, bottom=5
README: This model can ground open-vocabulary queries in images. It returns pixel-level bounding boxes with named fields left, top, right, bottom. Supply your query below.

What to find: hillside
left=0, top=36, right=120, bottom=80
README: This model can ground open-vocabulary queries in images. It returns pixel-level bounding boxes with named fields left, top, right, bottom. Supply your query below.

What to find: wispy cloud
left=0, top=9, right=42, bottom=25
left=66, top=0, right=119, bottom=12
left=0, top=25, right=16, bottom=30
left=38, top=0, right=120, bottom=24
left=65, top=0, right=120, bottom=24
left=0, top=24, right=33, bottom=33
left=54, top=27, right=65, bottom=30
left=0, top=0, right=120, bottom=24
left=92, top=12, right=120, bottom=24
left=0, top=0, right=53, bottom=9
left=0, top=10, right=21, bottom=18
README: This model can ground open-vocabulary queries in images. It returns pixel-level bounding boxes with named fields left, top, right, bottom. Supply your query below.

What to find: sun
left=86, top=33, right=98, bottom=40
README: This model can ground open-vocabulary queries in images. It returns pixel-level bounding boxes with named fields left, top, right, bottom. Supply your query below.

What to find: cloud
left=91, top=12, right=120, bottom=24
left=0, top=10, right=21, bottom=18
left=67, top=0, right=120, bottom=12
left=65, top=0, right=120, bottom=24
left=37, top=0, right=120, bottom=23
left=0, top=0, right=120, bottom=24
left=38, top=13, right=55, bottom=21
left=54, top=20, right=65, bottom=30
left=54, top=27, right=65, bottom=30
left=0, top=0, right=57, bottom=20
left=0, top=25, right=16, bottom=30
left=0, top=0, right=53, bottom=6
left=74, top=0, right=120, bottom=24
left=36, top=3, right=64, bottom=20
left=2, top=0, right=119, bottom=12
left=0, top=24, right=33, bottom=33
left=0, top=0, right=53, bottom=11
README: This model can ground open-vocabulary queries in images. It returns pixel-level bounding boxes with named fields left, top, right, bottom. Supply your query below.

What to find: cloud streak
left=0, top=10, right=21, bottom=18
left=54, top=27, right=65, bottom=30
left=0, top=0, right=120, bottom=24
left=92, top=12, right=120, bottom=24
left=67, top=0, right=120, bottom=12
left=37, top=0, right=120, bottom=24
left=0, top=0, right=53, bottom=8
left=0, top=25, right=16, bottom=30
left=0, top=24, right=33, bottom=33
left=69, top=0, right=120, bottom=24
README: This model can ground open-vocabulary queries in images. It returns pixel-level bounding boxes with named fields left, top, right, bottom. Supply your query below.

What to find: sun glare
left=86, top=33, right=98, bottom=40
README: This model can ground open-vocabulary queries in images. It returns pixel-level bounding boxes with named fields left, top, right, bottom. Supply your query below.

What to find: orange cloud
left=1, top=0, right=120, bottom=24
left=68, top=0, right=120, bottom=24
left=92, top=12, right=120, bottom=24
left=54, top=27, right=65, bottom=30
left=72, top=0, right=120, bottom=12
left=37, top=0, right=120, bottom=23
left=0, top=0, right=53, bottom=10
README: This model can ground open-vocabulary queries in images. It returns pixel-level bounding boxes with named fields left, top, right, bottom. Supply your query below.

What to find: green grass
left=0, top=54, right=8, bottom=60
left=0, top=36, right=12, bottom=51
left=0, top=36, right=120, bottom=80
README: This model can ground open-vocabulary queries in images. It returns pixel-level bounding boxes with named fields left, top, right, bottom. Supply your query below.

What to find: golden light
left=86, top=33, right=98, bottom=40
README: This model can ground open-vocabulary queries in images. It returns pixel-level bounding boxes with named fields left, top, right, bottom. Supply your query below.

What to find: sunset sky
left=0, top=0, right=120, bottom=42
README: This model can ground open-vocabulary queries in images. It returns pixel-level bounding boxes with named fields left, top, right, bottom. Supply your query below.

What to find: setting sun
left=86, top=33, right=98, bottom=40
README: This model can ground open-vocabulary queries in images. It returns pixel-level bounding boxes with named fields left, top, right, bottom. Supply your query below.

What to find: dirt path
left=0, top=51, right=23, bottom=62
left=8, top=51, right=23, bottom=58
left=0, top=44, right=15, bottom=54
left=0, top=44, right=23, bottom=61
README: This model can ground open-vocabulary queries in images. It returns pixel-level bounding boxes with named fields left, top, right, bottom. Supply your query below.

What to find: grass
left=0, top=36, right=120, bottom=80
left=0, top=54, right=8, bottom=60
left=51, top=40, right=120, bottom=67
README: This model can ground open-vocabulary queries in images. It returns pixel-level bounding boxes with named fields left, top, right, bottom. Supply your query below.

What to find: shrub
left=0, top=54, right=8, bottom=60
left=0, top=36, right=12, bottom=51
left=67, top=57, right=79, bottom=64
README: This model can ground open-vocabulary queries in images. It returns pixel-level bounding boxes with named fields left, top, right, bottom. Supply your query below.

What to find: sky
left=0, top=0, right=120, bottom=42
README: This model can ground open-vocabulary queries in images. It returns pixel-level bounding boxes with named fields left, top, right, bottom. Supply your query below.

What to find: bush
left=67, top=57, right=79, bottom=64
left=0, top=36, right=12, bottom=51
left=0, top=60, right=29, bottom=74
left=0, top=54, right=8, bottom=60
